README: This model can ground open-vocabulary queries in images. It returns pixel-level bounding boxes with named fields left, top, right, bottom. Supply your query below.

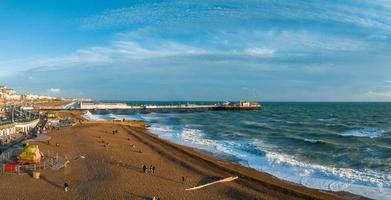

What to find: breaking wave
left=147, top=123, right=391, bottom=200
left=340, top=128, right=385, bottom=138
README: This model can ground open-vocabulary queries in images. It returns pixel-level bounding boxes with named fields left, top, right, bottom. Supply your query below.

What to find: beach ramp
left=186, top=176, right=238, bottom=191
left=24, top=134, right=51, bottom=143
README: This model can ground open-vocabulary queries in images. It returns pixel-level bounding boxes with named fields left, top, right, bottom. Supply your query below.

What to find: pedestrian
left=142, top=165, right=147, bottom=173
left=149, top=165, right=153, bottom=173
left=182, top=176, right=185, bottom=183
left=64, top=182, right=69, bottom=192
left=152, top=166, right=155, bottom=174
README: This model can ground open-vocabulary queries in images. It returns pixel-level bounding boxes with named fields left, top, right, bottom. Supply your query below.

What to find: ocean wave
left=82, top=111, right=106, bottom=121
left=242, top=121, right=276, bottom=130
left=304, top=138, right=321, bottom=144
left=151, top=125, right=391, bottom=199
left=340, top=128, right=385, bottom=138
left=318, top=118, right=337, bottom=122
left=263, top=150, right=390, bottom=186
left=82, top=111, right=146, bottom=121
left=148, top=124, right=391, bottom=189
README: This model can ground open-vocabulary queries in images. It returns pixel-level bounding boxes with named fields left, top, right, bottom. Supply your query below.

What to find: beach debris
left=64, top=182, right=69, bottom=192
left=74, top=154, right=87, bottom=160
left=185, top=176, right=238, bottom=191
left=142, top=165, right=147, bottom=173
left=32, top=171, right=41, bottom=179
left=51, top=158, right=70, bottom=170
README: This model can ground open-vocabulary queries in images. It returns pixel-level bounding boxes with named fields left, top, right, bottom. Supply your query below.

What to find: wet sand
left=0, top=121, right=367, bottom=200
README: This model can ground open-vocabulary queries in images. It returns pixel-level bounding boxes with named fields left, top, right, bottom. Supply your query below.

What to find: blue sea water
left=83, top=102, right=391, bottom=199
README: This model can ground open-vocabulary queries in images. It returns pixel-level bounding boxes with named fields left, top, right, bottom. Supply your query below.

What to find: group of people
left=142, top=164, right=156, bottom=174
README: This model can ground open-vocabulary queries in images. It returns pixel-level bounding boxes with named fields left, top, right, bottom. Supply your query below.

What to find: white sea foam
left=82, top=111, right=145, bottom=121
left=340, top=128, right=385, bottom=138
left=318, top=118, right=337, bottom=122
left=82, top=111, right=105, bottom=121
left=304, top=138, right=319, bottom=143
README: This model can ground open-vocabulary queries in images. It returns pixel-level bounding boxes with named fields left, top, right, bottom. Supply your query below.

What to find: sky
left=1, top=0, right=391, bottom=101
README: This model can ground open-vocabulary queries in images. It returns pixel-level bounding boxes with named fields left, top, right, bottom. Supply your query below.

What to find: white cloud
left=49, top=88, right=61, bottom=93
left=367, top=90, right=391, bottom=98
left=385, top=80, right=391, bottom=84
left=245, top=48, right=275, bottom=57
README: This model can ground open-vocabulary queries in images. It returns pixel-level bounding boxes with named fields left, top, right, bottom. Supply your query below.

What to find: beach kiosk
left=17, top=144, right=44, bottom=165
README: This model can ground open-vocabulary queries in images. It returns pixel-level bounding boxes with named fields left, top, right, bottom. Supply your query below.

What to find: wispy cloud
left=78, top=1, right=391, bottom=31
left=367, top=90, right=391, bottom=98
left=245, top=48, right=275, bottom=57
left=2, top=33, right=282, bottom=74
left=48, top=88, right=61, bottom=93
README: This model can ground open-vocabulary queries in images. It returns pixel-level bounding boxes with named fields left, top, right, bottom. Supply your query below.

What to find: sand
left=0, top=121, right=368, bottom=200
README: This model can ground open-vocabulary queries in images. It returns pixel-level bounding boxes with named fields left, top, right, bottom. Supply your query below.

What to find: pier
left=37, top=101, right=261, bottom=111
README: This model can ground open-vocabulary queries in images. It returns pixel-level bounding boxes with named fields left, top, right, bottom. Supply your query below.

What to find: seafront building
left=0, top=85, right=21, bottom=101
left=0, top=119, right=40, bottom=144
left=0, top=85, right=52, bottom=144
left=0, top=97, right=5, bottom=119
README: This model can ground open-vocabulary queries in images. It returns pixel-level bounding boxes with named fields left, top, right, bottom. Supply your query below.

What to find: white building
left=0, top=85, right=21, bottom=100
left=24, top=94, right=56, bottom=100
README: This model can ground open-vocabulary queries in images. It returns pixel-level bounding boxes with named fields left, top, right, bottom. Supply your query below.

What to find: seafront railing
left=0, top=121, right=13, bottom=126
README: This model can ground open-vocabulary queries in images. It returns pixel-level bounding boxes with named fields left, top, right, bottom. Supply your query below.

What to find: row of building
left=0, top=85, right=58, bottom=101
left=0, top=85, right=60, bottom=119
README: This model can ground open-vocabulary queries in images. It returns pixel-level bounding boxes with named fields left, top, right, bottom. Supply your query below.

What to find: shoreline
left=123, top=123, right=365, bottom=200
left=0, top=119, right=367, bottom=199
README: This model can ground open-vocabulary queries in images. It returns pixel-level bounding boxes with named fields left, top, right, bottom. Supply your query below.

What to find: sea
left=82, top=102, right=391, bottom=200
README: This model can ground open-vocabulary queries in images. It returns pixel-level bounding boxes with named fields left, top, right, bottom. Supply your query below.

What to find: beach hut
left=17, top=144, right=43, bottom=165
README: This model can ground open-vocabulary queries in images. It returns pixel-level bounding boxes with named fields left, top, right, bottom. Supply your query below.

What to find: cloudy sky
left=1, top=0, right=391, bottom=101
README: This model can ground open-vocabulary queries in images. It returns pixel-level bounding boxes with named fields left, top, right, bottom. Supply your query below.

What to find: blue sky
left=1, top=0, right=391, bottom=101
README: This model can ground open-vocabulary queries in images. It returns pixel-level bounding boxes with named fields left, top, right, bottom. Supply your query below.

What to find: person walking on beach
left=142, top=165, right=147, bottom=173
left=149, top=165, right=153, bottom=174
left=152, top=166, right=155, bottom=174
left=182, top=176, right=185, bottom=183
left=64, top=182, right=69, bottom=192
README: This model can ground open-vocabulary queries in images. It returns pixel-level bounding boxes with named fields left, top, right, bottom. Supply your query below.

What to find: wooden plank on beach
left=185, top=176, right=238, bottom=191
